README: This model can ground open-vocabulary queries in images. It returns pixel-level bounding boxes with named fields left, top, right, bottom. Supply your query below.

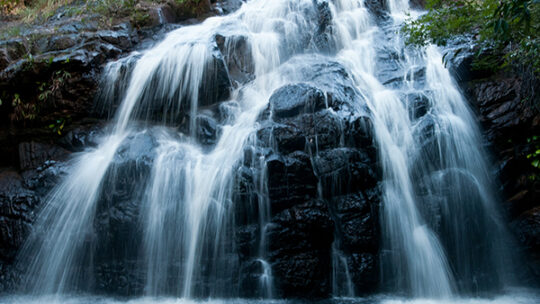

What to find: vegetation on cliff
left=402, top=0, right=539, bottom=75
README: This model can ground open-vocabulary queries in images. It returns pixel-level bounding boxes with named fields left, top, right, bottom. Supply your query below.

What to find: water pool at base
left=1, top=290, right=539, bottom=304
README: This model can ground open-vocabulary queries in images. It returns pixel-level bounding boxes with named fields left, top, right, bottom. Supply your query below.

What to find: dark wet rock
left=266, top=152, right=318, bottom=214
left=238, top=259, right=271, bottom=298
left=268, top=200, right=334, bottom=298
left=214, top=0, right=246, bottom=14
left=296, top=58, right=366, bottom=113
left=243, top=54, right=382, bottom=297
left=21, top=160, right=69, bottom=196
left=97, top=30, right=133, bottom=51
left=469, top=78, right=531, bottom=143
left=57, top=123, right=105, bottom=152
left=344, top=114, right=376, bottom=149
left=412, top=114, right=443, bottom=171
left=269, top=83, right=326, bottom=119
left=1, top=39, right=28, bottom=63
left=47, top=34, right=78, bottom=52
left=314, top=148, right=379, bottom=197
left=258, top=110, right=344, bottom=154
left=0, top=170, right=40, bottom=262
left=347, top=252, right=379, bottom=293
left=235, top=223, right=259, bottom=260
left=178, top=112, right=221, bottom=146
left=406, top=92, right=430, bottom=120
left=215, top=34, right=254, bottom=87
left=18, top=142, right=70, bottom=171
left=0, top=167, right=54, bottom=292
left=200, top=47, right=233, bottom=106
left=93, top=132, right=158, bottom=291
left=196, top=114, right=221, bottom=146
left=170, top=0, right=214, bottom=20
left=313, top=0, right=336, bottom=53
left=365, top=0, right=388, bottom=18
left=95, top=260, right=145, bottom=296
left=511, top=206, right=540, bottom=284
left=382, top=66, right=426, bottom=89
left=333, top=191, right=380, bottom=252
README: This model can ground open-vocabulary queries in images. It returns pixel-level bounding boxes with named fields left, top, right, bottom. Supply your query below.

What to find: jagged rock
left=215, top=34, right=254, bottom=87
left=200, top=48, right=233, bottom=107
left=289, top=57, right=365, bottom=112
left=269, top=83, right=326, bottom=119
left=406, top=92, right=430, bottom=120
left=57, top=124, right=104, bottom=152
left=313, top=0, right=336, bottom=52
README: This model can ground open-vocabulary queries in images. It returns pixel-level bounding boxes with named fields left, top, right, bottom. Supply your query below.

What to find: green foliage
left=7, top=59, right=71, bottom=123
left=48, top=116, right=69, bottom=135
left=11, top=92, right=38, bottom=121
left=527, top=136, right=540, bottom=168
left=37, top=69, right=71, bottom=102
left=402, top=0, right=540, bottom=75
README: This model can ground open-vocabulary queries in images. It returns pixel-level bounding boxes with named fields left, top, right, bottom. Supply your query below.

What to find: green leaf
left=532, top=159, right=540, bottom=168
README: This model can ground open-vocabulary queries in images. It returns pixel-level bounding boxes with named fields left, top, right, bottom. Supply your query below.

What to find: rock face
left=451, top=47, right=540, bottom=284
left=0, top=161, right=69, bottom=291
left=232, top=56, right=382, bottom=298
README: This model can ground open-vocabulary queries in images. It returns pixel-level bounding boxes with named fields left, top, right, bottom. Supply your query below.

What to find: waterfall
left=16, top=0, right=320, bottom=297
left=330, top=0, right=513, bottom=297
left=12, top=0, right=520, bottom=301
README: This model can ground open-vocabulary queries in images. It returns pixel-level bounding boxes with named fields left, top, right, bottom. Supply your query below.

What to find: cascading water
left=15, top=0, right=322, bottom=298
left=331, top=0, right=516, bottom=297
left=6, top=0, right=535, bottom=303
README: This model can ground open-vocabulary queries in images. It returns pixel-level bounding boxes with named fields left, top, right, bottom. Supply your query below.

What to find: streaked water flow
left=14, top=0, right=517, bottom=301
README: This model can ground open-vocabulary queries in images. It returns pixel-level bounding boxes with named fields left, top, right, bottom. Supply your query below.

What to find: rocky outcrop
left=233, top=56, right=381, bottom=298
